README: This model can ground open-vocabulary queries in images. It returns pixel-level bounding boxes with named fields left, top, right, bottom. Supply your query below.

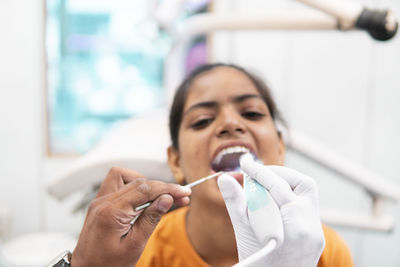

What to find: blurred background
left=0, top=0, right=399, bottom=266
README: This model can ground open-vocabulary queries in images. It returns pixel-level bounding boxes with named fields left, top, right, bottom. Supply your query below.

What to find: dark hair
left=169, top=63, right=284, bottom=150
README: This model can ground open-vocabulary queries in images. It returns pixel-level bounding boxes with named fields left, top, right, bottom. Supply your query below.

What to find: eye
left=190, top=117, right=214, bottom=129
left=242, top=111, right=265, bottom=120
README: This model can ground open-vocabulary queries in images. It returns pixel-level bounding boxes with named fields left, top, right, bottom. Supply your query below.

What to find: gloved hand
left=218, top=161, right=325, bottom=267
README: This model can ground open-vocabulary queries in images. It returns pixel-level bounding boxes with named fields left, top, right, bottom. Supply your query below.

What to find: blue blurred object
left=46, top=0, right=167, bottom=154
left=46, top=0, right=209, bottom=155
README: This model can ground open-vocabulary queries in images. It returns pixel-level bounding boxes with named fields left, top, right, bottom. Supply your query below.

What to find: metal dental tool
left=130, top=171, right=223, bottom=225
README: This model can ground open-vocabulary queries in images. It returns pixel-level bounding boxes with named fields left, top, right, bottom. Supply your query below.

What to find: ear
left=277, top=132, right=286, bottom=165
left=167, top=146, right=185, bottom=184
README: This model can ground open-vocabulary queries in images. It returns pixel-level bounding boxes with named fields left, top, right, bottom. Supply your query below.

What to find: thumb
left=240, top=156, right=295, bottom=207
left=218, top=174, right=247, bottom=222
left=130, top=194, right=173, bottom=242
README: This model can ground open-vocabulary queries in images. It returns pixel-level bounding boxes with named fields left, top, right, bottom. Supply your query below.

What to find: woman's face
left=168, top=66, right=285, bottom=206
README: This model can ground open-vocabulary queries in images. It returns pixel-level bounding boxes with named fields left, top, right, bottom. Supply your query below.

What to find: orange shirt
left=136, top=207, right=354, bottom=267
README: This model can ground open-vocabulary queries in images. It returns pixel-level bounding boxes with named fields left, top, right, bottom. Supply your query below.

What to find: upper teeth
left=213, top=146, right=250, bottom=165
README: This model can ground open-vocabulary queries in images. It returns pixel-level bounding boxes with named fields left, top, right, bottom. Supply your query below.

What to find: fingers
left=174, top=196, right=191, bottom=207
left=131, top=194, right=173, bottom=237
left=125, top=194, right=174, bottom=254
left=267, top=166, right=318, bottom=199
left=240, top=158, right=295, bottom=207
left=97, top=167, right=191, bottom=209
left=217, top=174, right=248, bottom=218
left=97, top=167, right=146, bottom=197
left=75, top=167, right=191, bottom=267
left=112, top=178, right=191, bottom=210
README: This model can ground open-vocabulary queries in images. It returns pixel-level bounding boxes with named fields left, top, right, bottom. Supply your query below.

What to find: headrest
left=48, top=109, right=175, bottom=200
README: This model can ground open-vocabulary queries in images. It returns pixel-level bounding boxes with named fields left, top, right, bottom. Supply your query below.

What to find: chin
left=192, top=181, right=226, bottom=207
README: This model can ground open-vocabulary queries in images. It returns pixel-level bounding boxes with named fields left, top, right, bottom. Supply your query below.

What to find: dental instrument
left=130, top=171, right=223, bottom=225
left=240, top=154, right=283, bottom=262
left=182, top=171, right=224, bottom=189
left=134, top=171, right=223, bottom=211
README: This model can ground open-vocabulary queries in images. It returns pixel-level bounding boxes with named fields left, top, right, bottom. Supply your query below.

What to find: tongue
left=211, top=152, right=244, bottom=172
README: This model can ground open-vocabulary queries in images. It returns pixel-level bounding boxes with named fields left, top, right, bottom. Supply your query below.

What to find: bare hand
left=71, top=167, right=191, bottom=267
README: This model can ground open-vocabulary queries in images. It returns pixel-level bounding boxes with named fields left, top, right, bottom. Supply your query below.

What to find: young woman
left=135, top=63, right=354, bottom=267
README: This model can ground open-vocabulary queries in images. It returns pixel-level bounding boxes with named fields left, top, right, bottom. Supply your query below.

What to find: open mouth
left=211, top=146, right=253, bottom=172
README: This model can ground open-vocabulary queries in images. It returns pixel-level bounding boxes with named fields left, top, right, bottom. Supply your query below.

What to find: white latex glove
left=218, top=162, right=325, bottom=267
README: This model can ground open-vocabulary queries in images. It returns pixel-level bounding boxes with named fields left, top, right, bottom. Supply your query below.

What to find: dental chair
left=48, top=109, right=175, bottom=201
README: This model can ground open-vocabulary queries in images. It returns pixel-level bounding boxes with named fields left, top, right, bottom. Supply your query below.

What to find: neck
left=186, top=197, right=238, bottom=267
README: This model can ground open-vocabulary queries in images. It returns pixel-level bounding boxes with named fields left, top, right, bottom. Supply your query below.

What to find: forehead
left=184, top=67, right=260, bottom=108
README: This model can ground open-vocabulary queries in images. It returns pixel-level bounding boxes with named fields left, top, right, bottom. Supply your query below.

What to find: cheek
left=179, top=131, right=207, bottom=157
left=255, top=124, right=282, bottom=162
left=178, top=129, right=212, bottom=179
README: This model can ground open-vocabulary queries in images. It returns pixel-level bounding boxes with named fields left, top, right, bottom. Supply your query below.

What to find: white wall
left=0, top=0, right=399, bottom=266
left=0, top=0, right=83, bottom=239
left=211, top=0, right=400, bottom=266
left=0, top=0, right=44, bottom=236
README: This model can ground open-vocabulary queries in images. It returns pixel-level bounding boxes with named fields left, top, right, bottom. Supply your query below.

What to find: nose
left=216, top=108, right=246, bottom=138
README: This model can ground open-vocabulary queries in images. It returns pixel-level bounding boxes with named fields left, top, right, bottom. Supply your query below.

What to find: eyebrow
left=233, top=94, right=262, bottom=103
left=183, top=94, right=263, bottom=116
